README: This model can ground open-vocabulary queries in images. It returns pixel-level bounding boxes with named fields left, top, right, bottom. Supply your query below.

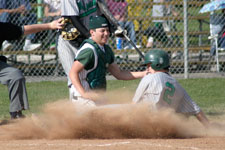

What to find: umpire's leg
left=0, top=61, right=29, bottom=115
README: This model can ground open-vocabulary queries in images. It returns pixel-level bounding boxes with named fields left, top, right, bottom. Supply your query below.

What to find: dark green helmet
left=142, top=49, right=170, bottom=70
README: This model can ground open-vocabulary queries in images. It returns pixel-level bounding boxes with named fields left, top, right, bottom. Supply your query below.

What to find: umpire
left=0, top=22, right=29, bottom=119
left=0, top=19, right=63, bottom=119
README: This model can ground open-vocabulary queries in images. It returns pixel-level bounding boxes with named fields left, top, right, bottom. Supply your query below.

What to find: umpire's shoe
left=10, top=111, right=26, bottom=119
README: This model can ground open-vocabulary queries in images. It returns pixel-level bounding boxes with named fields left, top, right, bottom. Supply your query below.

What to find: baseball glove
left=60, top=18, right=80, bottom=41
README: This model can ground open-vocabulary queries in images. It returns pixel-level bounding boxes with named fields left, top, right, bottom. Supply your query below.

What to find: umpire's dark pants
left=0, top=61, right=29, bottom=112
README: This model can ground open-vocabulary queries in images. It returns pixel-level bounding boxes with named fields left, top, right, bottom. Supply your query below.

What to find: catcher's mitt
left=60, top=18, right=80, bottom=41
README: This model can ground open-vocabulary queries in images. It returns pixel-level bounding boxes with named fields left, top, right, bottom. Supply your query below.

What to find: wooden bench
left=127, top=0, right=211, bottom=50
left=115, top=50, right=225, bottom=73
left=0, top=49, right=62, bottom=75
left=2, top=45, right=223, bottom=75
left=131, top=16, right=210, bottom=48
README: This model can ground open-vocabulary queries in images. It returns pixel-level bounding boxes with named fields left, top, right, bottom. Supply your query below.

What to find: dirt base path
left=1, top=101, right=225, bottom=150
left=0, top=138, right=225, bottom=150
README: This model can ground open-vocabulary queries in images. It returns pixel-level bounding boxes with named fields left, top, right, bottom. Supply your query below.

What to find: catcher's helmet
left=143, top=49, right=170, bottom=70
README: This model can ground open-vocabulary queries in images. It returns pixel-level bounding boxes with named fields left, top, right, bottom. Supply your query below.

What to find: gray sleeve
left=132, top=76, right=150, bottom=103
left=61, top=0, right=79, bottom=16
left=177, top=89, right=201, bottom=115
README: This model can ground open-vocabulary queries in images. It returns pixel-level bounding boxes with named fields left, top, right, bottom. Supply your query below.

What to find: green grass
left=178, top=78, right=225, bottom=115
left=0, top=81, right=68, bottom=119
left=0, top=78, right=225, bottom=119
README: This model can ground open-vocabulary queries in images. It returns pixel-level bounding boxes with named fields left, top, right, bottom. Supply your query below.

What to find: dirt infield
left=0, top=99, right=225, bottom=150
left=0, top=137, right=225, bottom=150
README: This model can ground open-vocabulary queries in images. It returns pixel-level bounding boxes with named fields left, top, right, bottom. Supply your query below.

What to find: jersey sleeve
left=132, top=75, right=151, bottom=103
left=61, top=0, right=79, bottom=16
left=75, top=48, right=95, bottom=70
left=0, top=22, right=23, bottom=41
left=176, top=87, right=201, bottom=115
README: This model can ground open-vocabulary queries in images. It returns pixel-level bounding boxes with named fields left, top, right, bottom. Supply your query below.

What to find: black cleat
left=10, top=111, right=26, bottom=119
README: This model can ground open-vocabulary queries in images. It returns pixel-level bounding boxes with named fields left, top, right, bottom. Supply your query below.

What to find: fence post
left=183, top=0, right=189, bottom=79
left=37, top=0, right=43, bottom=24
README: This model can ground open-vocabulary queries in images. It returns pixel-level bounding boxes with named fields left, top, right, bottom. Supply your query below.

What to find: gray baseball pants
left=57, top=35, right=79, bottom=99
left=0, top=61, right=29, bottom=112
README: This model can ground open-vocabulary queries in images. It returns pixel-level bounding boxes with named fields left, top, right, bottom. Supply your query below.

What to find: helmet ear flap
left=151, top=62, right=160, bottom=70
left=155, top=63, right=160, bottom=68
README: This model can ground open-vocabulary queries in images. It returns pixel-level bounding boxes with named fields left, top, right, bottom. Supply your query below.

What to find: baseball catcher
left=57, top=0, right=131, bottom=100
left=69, top=16, right=147, bottom=106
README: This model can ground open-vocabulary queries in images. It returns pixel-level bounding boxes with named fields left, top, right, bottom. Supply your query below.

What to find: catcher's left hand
left=60, top=18, right=80, bottom=41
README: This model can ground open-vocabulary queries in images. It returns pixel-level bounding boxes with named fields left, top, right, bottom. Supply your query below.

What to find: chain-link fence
left=122, top=0, right=225, bottom=77
left=0, top=0, right=225, bottom=81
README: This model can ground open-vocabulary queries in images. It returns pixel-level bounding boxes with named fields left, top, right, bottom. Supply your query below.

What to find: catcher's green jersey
left=132, top=72, right=200, bottom=115
left=72, top=39, right=114, bottom=96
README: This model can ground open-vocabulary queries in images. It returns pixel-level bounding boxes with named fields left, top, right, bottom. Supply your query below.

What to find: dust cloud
left=0, top=91, right=224, bottom=140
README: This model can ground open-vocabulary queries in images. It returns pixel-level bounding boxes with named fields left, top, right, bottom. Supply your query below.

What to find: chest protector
left=83, top=39, right=113, bottom=90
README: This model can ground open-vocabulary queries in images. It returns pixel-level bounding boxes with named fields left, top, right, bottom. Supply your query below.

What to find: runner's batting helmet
left=142, top=49, right=170, bottom=70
